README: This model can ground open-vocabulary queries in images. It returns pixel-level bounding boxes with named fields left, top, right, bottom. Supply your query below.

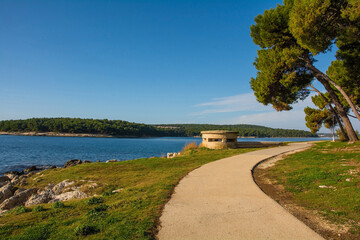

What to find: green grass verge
left=268, top=141, right=360, bottom=236
left=0, top=147, right=258, bottom=240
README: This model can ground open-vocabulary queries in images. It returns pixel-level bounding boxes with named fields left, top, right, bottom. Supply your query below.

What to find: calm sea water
left=0, top=135, right=330, bottom=174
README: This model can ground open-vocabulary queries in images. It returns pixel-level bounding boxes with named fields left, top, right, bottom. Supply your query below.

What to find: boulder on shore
left=0, top=176, right=10, bottom=184
left=63, top=159, right=82, bottom=168
left=25, top=189, right=55, bottom=207
left=24, top=166, right=38, bottom=173
left=0, top=188, right=37, bottom=210
left=0, top=184, right=15, bottom=204
left=4, top=171, right=23, bottom=180
left=106, top=159, right=118, bottom=163
left=52, top=180, right=75, bottom=195
left=49, top=190, right=88, bottom=203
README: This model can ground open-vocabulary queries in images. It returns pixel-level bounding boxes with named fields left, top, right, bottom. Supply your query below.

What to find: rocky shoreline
left=0, top=159, right=121, bottom=214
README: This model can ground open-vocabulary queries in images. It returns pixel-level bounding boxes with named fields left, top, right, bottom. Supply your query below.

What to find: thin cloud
left=193, top=93, right=270, bottom=115
left=191, top=92, right=322, bottom=130
left=226, top=110, right=307, bottom=129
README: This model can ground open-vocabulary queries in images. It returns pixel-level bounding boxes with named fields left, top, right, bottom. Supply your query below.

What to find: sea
left=0, top=135, right=331, bottom=174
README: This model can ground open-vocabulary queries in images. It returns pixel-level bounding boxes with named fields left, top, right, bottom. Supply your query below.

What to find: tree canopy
left=250, top=0, right=360, bottom=141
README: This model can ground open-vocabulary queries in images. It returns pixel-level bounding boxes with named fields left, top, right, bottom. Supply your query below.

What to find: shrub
left=87, top=204, right=109, bottom=219
left=93, top=204, right=109, bottom=211
left=182, top=142, right=198, bottom=152
left=102, top=190, right=116, bottom=196
left=74, top=223, right=99, bottom=236
left=33, top=205, right=45, bottom=212
left=52, top=201, right=65, bottom=209
left=87, top=197, right=104, bottom=205
left=14, top=206, right=31, bottom=214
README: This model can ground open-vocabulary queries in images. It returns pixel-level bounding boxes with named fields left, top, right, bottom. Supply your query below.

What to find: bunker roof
left=201, top=130, right=238, bottom=134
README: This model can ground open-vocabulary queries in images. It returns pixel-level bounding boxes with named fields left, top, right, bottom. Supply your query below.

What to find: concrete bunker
left=201, top=130, right=284, bottom=149
left=201, top=130, right=238, bottom=149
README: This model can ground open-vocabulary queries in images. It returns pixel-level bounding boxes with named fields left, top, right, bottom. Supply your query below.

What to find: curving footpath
left=158, top=142, right=324, bottom=240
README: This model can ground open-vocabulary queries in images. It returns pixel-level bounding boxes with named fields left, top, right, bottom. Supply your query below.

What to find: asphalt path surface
left=158, top=142, right=324, bottom=240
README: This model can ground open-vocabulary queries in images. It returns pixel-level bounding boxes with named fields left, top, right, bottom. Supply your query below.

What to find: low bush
left=52, top=201, right=65, bottom=209
left=74, top=223, right=99, bottom=236
left=182, top=142, right=198, bottom=152
left=32, top=206, right=45, bottom=212
left=87, top=197, right=104, bottom=205
left=87, top=204, right=109, bottom=219
left=14, top=206, right=30, bottom=214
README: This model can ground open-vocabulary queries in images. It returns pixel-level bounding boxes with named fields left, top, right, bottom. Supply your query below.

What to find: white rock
left=52, top=180, right=75, bottom=195
left=0, top=184, right=14, bottom=204
left=112, top=188, right=123, bottom=193
left=167, top=152, right=178, bottom=158
left=319, top=185, right=336, bottom=189
left=49, top=190, right=87, bottom=202
left=106, top=159, right=118, bottom=163
left=0, top=188, right=37, bottom=210
left=25, top=189, right=55, bottom=207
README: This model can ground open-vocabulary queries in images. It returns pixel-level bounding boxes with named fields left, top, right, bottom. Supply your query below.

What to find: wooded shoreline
left=0, top=131, right=320, bottom=139
left=0, top=132, right=141, bottom=138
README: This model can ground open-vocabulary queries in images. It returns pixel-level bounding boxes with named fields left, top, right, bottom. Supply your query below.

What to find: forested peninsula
left=0, top=118, right=317, bottom=138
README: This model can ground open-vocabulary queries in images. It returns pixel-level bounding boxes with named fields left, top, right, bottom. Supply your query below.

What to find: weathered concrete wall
left=201, top=131, right=238, bottom=149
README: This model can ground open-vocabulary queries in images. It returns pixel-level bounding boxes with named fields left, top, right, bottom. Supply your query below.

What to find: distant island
left=0, top=118, right=317, bottom=138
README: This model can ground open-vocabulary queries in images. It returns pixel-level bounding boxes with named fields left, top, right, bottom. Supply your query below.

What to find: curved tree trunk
left=310, top=85, right=349, bottom=141
left=319, top=79, right=358, bottom=142
left=305, top=62, right=358, bottom=142
left=308, top=64, right=360, bottom=122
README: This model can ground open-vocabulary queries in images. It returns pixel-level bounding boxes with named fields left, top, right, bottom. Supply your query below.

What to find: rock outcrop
left=49, top=190, right=88, bottom=203
left=106, top=159, right=118, bottom=163
left=24, top=166, right=38, bottom=173
left=25, top=189, right=55, bottom=207
left=52, top=180, right=75, bottom=195
left=167, top=152, right=180, bottom=158
left=4, top=171, right=23, bottom=180
left=0, top=184, right=14, bottom=204
left=0, top=188, right=37, bottom=210
left=0, top=161, right=93, bottom=211
left=63, top=159, right=82, bottom=168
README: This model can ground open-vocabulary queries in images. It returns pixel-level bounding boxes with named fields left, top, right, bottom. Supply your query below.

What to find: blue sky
left=1, top=0, right=358, bottom=132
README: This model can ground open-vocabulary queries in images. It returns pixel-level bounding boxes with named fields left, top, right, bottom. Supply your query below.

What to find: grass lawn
left=264, top=141, right=360, bottom=238
left=0, top=147, right=258, bottom=240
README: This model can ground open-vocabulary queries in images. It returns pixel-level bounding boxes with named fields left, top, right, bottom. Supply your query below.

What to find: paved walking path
left=158, top=142, right=324, bottom=240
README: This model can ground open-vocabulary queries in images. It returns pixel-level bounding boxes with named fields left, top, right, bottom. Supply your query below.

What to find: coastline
left=0, top=131, right=321, bottom=139
left=0, top=131, right=140, bottom=138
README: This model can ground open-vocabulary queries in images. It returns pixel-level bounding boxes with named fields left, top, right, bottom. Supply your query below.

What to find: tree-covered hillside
left=0, top=118, right=175, bottom=137
left=154, top=124, right=317, bottom=137
left=0, top=118, right=317, bottom=138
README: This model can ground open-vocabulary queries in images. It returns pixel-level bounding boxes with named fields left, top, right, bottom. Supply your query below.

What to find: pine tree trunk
left=306, top=62, right=359, bottom=142
left=310, top=85, right=349, bottom=140
left=310, top=65, right=360, bottom=122
left=333, top=109, right=348, bottom=141
left=320, top=80, right=358, bottom=142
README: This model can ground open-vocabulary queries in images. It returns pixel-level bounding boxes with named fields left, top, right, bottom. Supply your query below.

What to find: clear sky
left=1, top=0, right=358, bottom=132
